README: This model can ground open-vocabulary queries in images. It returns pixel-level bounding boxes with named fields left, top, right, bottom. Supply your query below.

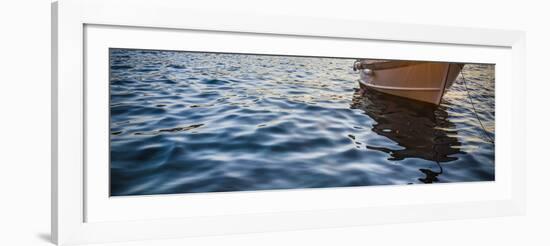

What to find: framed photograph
left=52, top=0, right=525, bottom=245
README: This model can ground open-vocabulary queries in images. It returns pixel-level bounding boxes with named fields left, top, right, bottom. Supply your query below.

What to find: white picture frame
left=52, top=0, right=526, bottom=245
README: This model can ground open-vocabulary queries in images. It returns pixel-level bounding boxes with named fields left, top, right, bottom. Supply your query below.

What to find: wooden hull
left=356, top=61, right=463, bottom=105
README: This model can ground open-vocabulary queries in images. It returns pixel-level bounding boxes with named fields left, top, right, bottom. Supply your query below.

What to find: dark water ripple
left=110, top=49, right=495, bottom=196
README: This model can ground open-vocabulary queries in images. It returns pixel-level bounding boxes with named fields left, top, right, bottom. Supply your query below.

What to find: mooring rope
left=459, top=70, right=495, bottom=144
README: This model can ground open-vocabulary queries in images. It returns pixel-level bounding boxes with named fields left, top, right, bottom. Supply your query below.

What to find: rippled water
left=109, top=48, right=495, bottom=196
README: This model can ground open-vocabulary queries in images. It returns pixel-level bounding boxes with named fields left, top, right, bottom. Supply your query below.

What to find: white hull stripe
left=358, top=80, right=442, bottom=92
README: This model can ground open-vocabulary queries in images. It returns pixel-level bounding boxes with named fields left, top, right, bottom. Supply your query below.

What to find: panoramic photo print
left=109, top=48, right=495, bottom=196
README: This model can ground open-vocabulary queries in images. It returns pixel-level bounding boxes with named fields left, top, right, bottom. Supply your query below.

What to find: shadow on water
left=350, top=88, right=463, bottom=184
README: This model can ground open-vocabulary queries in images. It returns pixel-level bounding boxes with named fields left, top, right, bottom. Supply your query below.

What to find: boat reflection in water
left=350, top=88, right=463, bottom=184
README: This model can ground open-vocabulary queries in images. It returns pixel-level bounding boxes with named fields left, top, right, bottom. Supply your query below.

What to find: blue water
left=109, top=48, right=495, bottom=196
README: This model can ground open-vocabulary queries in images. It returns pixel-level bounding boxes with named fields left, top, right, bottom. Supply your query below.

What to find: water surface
left=109, top=49, right=495, bottom=196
